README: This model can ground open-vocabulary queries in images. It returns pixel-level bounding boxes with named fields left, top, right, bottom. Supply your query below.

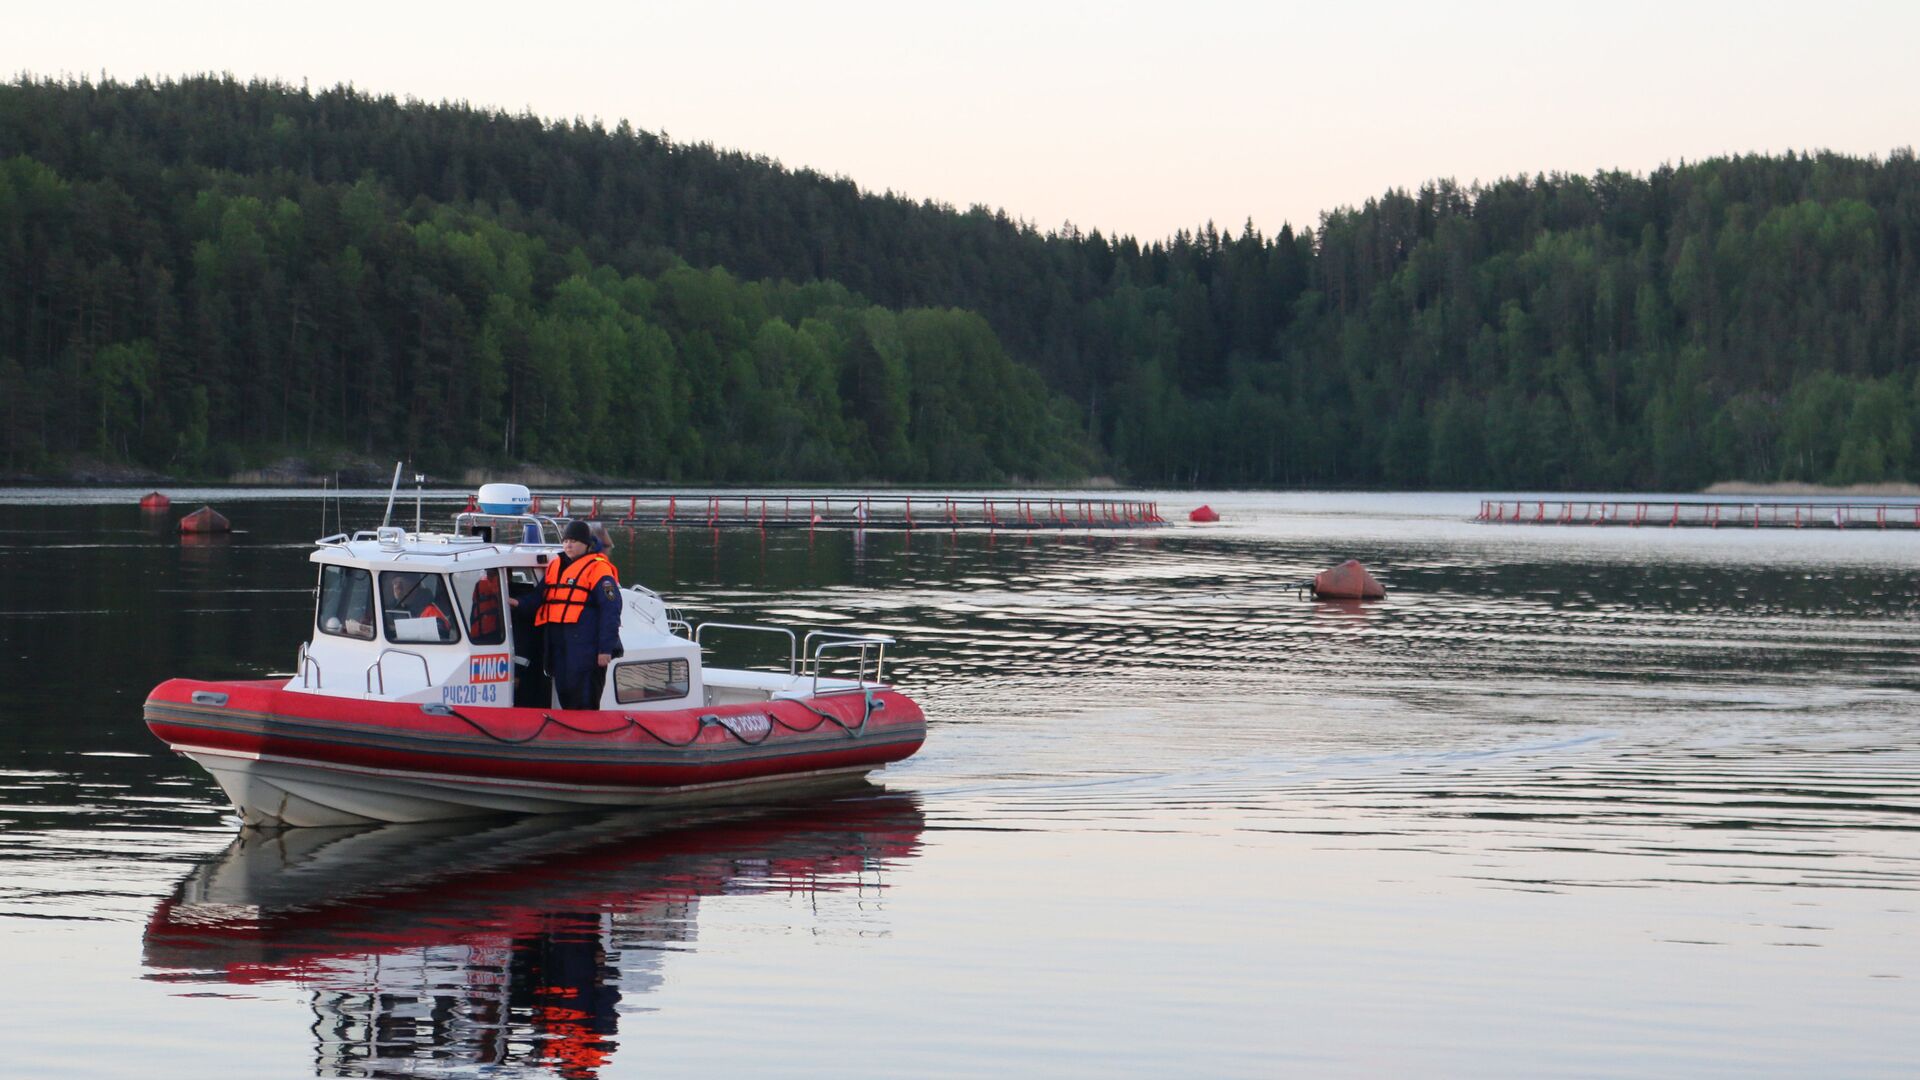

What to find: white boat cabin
left=290, top=500, right=891, bottom=712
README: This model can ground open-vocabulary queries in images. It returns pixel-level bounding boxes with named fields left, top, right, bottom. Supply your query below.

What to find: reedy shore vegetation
left=1, top=76, right=1916, bottom=487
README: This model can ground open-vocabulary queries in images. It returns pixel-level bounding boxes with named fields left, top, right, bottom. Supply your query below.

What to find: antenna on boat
left=380, top=461, right=403, bottom=528
left=414, top=473, right=425, bottom=532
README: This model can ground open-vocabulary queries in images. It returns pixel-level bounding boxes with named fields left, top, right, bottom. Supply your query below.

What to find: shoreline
left=9, top=458, right=1918, bottom=500
left=1702, top=480, right=1920, bottom=497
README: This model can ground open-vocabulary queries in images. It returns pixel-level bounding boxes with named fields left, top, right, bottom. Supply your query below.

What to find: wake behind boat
left=145, top=483, right=927, bottom=827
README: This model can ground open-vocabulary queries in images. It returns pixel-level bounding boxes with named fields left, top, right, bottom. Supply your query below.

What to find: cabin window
left=379, top=571, right=462, bottom=645
left=613, top=658, right=691, bottom=704
left=316, top=566, right=375, bottom=640
left=451, top=568, right=506, bottom=645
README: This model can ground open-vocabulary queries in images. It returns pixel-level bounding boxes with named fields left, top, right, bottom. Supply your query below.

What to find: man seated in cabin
left=380, top=571, right=457, bottom=643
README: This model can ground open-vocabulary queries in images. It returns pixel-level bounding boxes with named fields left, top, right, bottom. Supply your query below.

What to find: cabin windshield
left=380, top=571, right=461, bottom=645
left=317, top=566, right=375, bottom=641
left=451, top=568, right=507, bottom=646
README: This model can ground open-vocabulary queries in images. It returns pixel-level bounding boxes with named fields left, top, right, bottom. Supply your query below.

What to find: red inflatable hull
left=145, top=678, right=928, bottom=826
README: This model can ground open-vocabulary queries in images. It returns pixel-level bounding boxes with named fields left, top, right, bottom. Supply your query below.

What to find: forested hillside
left=0, top=78, right=1085, bottom=481
left=2, top=75, right=1917, bottom=487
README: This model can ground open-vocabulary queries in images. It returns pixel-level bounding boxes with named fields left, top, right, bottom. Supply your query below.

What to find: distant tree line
left=1, top=75, right=1916, bottom=487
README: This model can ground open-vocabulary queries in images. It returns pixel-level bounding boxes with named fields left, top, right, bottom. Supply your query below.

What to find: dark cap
left=563, top=519, right=594, bottom=545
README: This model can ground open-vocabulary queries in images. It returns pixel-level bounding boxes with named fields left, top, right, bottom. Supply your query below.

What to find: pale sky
left=8, top=1, right=1918, bottom=242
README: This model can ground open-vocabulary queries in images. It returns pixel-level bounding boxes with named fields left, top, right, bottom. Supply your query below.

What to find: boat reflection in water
left=143, top=791, right=924, bottom=1078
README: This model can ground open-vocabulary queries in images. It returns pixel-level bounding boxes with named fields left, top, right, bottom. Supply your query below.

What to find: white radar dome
left=476, top=483, right=532, bottom=515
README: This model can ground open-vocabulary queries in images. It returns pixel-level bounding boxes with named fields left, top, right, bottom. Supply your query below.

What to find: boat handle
left=801, top=630, right=895, bottom=676
left=296, top=643, right=323, bottom=689
left=365, top=648, right=433, bottom=695
left=810, top=637, right=893, bottom=696
left=190, top=691, right=229, bottom=707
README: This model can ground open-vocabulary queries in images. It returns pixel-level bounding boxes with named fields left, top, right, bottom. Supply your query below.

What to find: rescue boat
left=144, top=484, right=927, bottom=827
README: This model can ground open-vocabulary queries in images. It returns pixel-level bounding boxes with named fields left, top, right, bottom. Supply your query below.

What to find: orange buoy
left=1189, top=505, right=1220, bottom=523
left=178, top=506, right=232, bottom=534
left=1311, top=559, right=1385, bottom=600
left=138, top=491, right=171, bottom=510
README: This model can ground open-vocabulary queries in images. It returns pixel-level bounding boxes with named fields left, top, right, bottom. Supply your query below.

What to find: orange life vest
left=535, top=552, right=618, bottom=626
left=470, top=573, right=503, bottom=639
left=389, top=593, right=451, bottom=630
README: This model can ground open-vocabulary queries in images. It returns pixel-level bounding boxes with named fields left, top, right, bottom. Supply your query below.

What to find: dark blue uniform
left=527, top=549, right=622, bottom=709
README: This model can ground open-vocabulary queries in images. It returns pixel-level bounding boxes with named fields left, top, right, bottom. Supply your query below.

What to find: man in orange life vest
left=513, top=519, right=622, bottom=709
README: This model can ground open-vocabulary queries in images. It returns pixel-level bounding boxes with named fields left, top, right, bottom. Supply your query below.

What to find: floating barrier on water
left=1189, top=504, right=1220, bottom=523
left=178, top=506, right=231, bottom=534
left=1475, top=498, right=1920, bottom=530
left=514, top=492, right=1167, bottom=531
left=138, top=491, right=170, bottom=510
left=1308, top=559, right=1386, bottom=601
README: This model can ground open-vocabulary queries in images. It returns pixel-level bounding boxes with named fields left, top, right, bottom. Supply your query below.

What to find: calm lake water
left=1, top=489, right=1916, bottom=1078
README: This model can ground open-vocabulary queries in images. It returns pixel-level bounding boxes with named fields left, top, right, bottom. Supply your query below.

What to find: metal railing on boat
left=296, top=642, right=323, bottom=689
left=692, top=621, right=893, bottom=692
left=808, top=636, right=892, bottom=696
left=1474, top=498, right=1920, bottom=529
left=366, top=648, right=432, bottom=695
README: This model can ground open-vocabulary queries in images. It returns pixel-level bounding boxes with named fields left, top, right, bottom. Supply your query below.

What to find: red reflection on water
left=1310, top=598, right=1377, bottom=621
left=143, top=794, right=922, bottom=1078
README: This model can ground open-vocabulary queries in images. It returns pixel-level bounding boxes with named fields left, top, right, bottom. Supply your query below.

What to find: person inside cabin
left=468, top=569, right=505, bottom=645
left=511, top=520, right=621, bottom=709
left=381, top=571, right=457, bottom=642
left=508, top=570, right=548, bottom=707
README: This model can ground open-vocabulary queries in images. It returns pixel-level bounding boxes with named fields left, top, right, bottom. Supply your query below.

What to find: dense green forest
left=2, top=75, right=1917, bottom=487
